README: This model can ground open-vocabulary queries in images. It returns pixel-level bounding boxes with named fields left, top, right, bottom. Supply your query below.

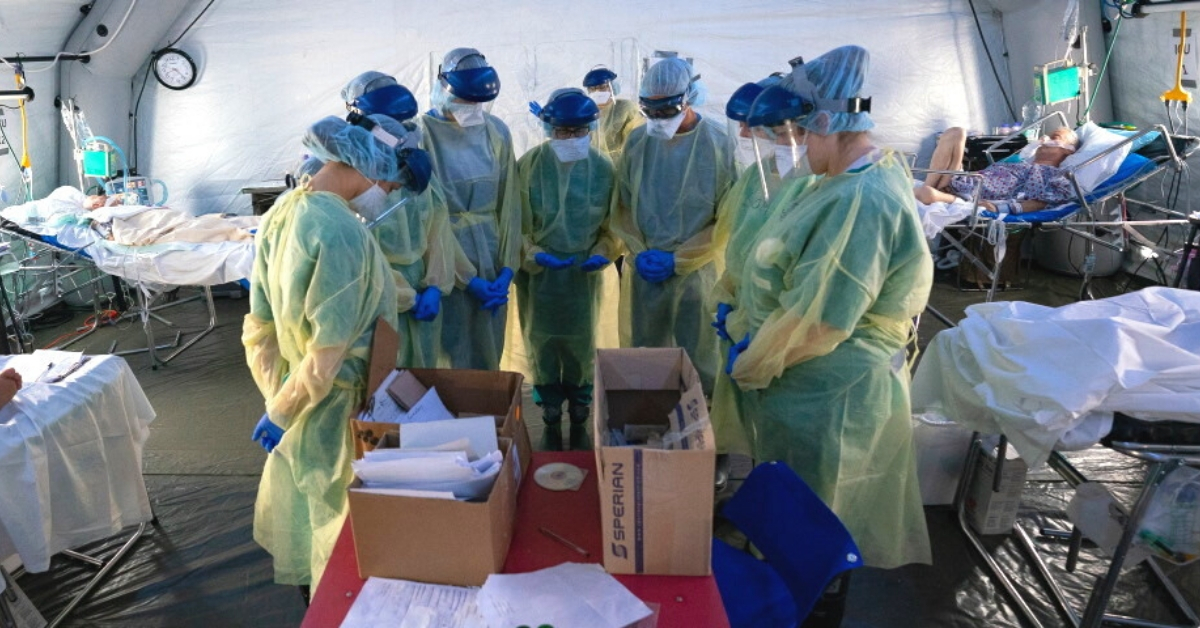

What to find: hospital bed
left=912, top=288, right=1200, bottom=628
left=915, top=111, right=1199, bottom=303
left=0, top=198, right=256, bottom=366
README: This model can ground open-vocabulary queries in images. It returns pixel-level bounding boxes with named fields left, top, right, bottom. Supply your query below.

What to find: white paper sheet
left=352, top=449, right=504, bottom=501
left=340, top=577, right=484, bottom=628
left=349, top=487, right=457, bottom=500
left=401, top=416, right=498, bottom=460
left=477, top=563, right=652, bottom=628
left=402, top=386, right=456, bottom=424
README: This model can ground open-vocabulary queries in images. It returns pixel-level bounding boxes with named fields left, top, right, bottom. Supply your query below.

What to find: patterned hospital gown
left=950, top=162, right=1074, bottom=204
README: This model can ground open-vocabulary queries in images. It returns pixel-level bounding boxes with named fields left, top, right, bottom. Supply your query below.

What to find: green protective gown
left=708, top=159, right=818, bottom=455
left=515, top=142, right=616, bottom=405
left=243, top=187, right=398, bottom=590
left=419, top=112, right=522, bottom=371
left=611, top=116, right=735, bottom=395
left=591, top=98, right=643, bottom=165
left=727, top=150, right=933, bottom=569
left=374, top=179, right=457, bottom=368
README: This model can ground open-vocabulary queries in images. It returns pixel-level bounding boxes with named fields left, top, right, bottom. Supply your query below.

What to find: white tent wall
left=130, top=0, right=1021, bottom=216
left=1107, top=10, right=1199, bottom=272
left=0, top=0, right=84, bottom=203
left=53, top=0, right=194, bottom=189
left=994, top=0, right=1114, bottom=124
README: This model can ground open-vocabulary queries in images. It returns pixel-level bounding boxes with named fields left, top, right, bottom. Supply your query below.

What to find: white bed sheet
left=0, top=354, right=157, bottom=572
left=911, top=287, right=1200, bottom=467
left=30, top=218, right=255, bottom=287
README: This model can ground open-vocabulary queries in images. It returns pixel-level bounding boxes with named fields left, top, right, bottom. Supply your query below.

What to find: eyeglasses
left=639, top=93, right=686, bottom=120
left=552, top=126, right=591, bottom=139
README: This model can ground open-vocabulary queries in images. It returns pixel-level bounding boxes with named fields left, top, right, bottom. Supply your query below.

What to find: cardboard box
left=347, top=437, right=521, bottom=586
left=350, top=320, right=531, bottom=474
left=593, top=348, right=715, bottom=576
left=965, top=444, right=1028, bottom=535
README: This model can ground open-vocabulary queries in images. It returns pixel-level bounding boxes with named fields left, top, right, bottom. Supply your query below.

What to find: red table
left=302, top=451, right=729, bottom=627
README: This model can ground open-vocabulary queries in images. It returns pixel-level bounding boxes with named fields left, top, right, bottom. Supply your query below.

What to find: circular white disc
left=534, top=462, right=586, bottom=491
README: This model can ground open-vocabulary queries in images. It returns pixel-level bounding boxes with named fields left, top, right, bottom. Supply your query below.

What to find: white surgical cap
left=301, top=114, right=402, bottom=182
left=341, top=71, right=398, bottom=103
left=639, top=57, right=707, bottom=106
left=783, top=45, right=873, bottom=135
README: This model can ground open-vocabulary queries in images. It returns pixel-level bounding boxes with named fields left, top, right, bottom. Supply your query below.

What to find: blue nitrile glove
left=252, top=414, right=284, bottom=454
left=712, top=302, right=734, bottom=341
left=528, top=101, right=543, bottom=117
left=725, top=333, right=751, bottom=376
left=467, top=276, right=496, bottom=304
left=580, top=254, right=611, bottom=272
left=534, top=252, right=577, bottom=270
left=636, top=250, right=675, bottom=283
left=413, top=286, right=441, bottom=321
left=490, top=267, right=515, bottom=295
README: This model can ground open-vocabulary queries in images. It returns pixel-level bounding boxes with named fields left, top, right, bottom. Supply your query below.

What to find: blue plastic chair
left=713, top=461, right=862, bottom=627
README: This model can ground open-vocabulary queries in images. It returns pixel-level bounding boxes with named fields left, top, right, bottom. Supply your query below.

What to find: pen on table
left=36, top=362, right=55, bottom=383
left=539, top=527, right=590, bottom=558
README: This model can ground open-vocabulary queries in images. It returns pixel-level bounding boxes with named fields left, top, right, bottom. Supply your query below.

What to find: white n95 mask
left=348, top=183, right=389, bottom=221
left=589, top=90, right=612, bottom=106
left=774, top=145, right=809, bottom=178
left=645, top=112, right=686, bottom=140
left=447, top=102, right=486, bottom=127
left=549, top=136, right=591, bottom=163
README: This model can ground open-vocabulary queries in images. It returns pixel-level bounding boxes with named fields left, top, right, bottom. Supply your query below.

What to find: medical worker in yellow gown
left=725, top=46, right=933, bottom=573
left=517, top=88, right=616, bottom=451
left=245, top=114, right=429, bottom=594
left=611, top=56, right=734, bottom=395
left=582, top=66, right=643, bottom=165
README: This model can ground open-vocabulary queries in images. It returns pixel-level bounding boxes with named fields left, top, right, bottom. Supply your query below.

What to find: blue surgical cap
left=783, top=45, right=873, bottom=135
left=341, top=71, right=398, bottom=103
left=301, top=115, right=402, bottom=182
left=639, top=57, right=706, bottom=106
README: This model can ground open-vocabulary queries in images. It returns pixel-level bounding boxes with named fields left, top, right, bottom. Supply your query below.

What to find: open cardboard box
left=350, top=319, right=531, bottom=474
left=347, top=437, right=520, bottom=586
left=593, top=348, right=715, bottom=576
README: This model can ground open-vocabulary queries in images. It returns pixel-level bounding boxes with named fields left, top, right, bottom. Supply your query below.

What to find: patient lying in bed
left=914, top=127, right=1080, bottom=214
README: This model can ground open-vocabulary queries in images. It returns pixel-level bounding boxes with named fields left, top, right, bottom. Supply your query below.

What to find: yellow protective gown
left=243, top=187, right=398, bottom=589
left=611, top=116, right=735, bottom=395
left=591, top=98, right=643, bottom=165
left=515, top=142, right=616, bottom=398
left=420, top=112, right=522, bottom=370
left=708, top=159, right=817, bottom=455
left=374, top=179, right=457, bottom=367
left=727, top=150, right=933, bottom=569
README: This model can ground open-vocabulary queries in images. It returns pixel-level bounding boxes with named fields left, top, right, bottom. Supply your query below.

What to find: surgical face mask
left=348, top=183, right=389, bottom=221
left=447, top=101, right=486, bottom=127
left=774, top=145, right=809, bottom=178
left=549, top=136, right=591, bottom=163
left=736, top=136, right=772, bottom=169
left=645, top=111, right=686, bottom=140
left=589, top=89, right=612, bottom=106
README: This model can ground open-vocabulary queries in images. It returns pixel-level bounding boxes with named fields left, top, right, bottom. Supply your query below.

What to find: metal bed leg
left=157, top=287, right=216, bottom=365
left=1079, top=460, right=1182, bottom=628
left=46, top=522, right=148, bottom=628
left=954, top=434, right=1048, bottom=628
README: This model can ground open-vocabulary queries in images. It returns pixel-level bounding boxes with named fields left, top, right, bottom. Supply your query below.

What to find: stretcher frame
left=916, top=112, right=1197, bottom=303
left=0, top=219, right=220, bottom=367
left=955, top=432, right=1200, bottom=628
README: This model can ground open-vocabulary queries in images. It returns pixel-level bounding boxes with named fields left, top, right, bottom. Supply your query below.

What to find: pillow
left=1060, top=122, right=1132, bottom=193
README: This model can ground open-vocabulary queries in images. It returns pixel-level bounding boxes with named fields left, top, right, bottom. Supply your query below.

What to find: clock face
left=153, top=49, right=196, bottom=90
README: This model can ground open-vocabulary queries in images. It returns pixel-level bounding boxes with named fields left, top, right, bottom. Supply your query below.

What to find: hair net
left=639, top=57, right=706, bottom=106
left=301, top=115, right=401, bottom=182
left=782, top=45, right=873, bottom=135
left=341, top=71, right=398, bottom=103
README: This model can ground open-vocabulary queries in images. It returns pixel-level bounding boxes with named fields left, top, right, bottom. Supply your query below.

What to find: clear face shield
left=752, top=118, right=809, bottom=200
left=730, top=119, right=774, bottom=173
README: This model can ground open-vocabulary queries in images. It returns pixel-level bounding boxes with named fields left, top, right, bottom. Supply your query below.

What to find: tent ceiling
left=0, top=1, right=84, bottom=61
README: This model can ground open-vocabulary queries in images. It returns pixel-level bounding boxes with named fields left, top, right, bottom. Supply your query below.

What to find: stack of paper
left=7, top=350, right=90, bottom=385
left=351, top=416, right=503, bottom=501
left=476, top=563, right=652, bottom=628
left=339, top=577, right=485, bottom=628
